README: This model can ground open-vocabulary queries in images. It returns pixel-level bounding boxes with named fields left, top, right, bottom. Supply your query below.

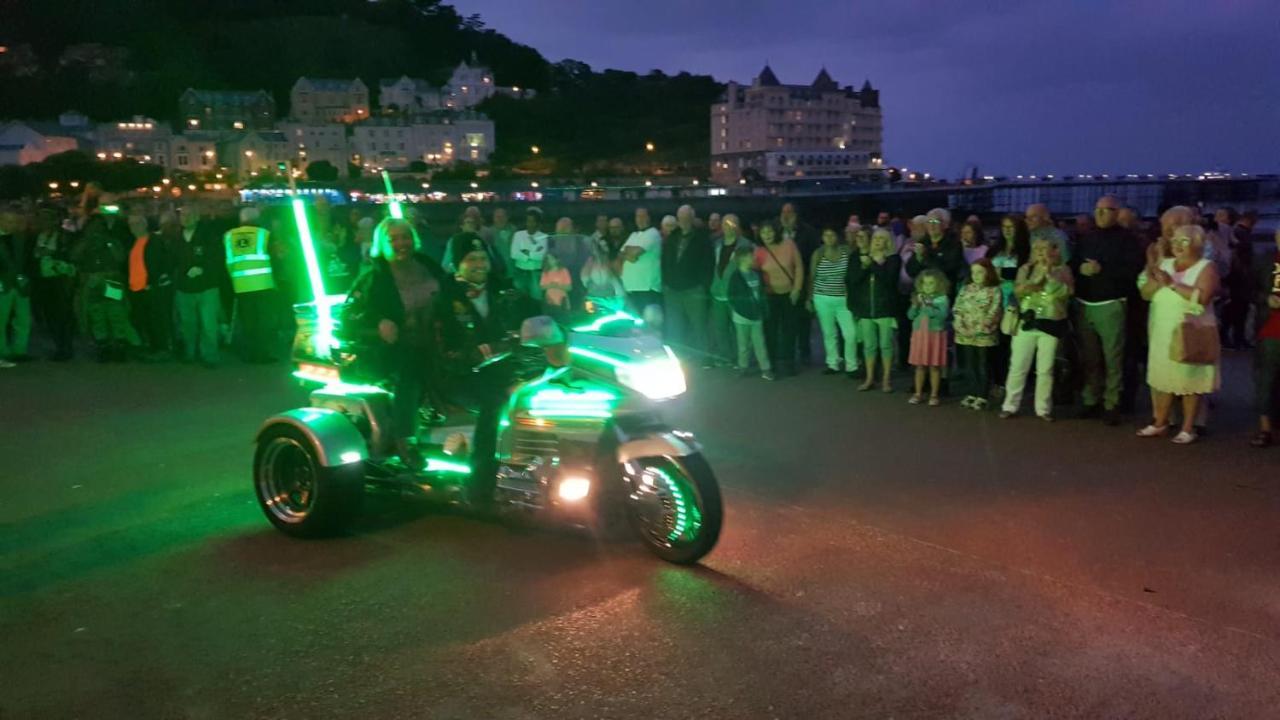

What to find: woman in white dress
left=1136, top=225, right=1221, bottom=444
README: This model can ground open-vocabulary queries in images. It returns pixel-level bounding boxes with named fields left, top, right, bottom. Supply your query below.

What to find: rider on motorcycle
left=434, top=232, right=541, bottom=502
left=342, top=217, right=447, bottom=470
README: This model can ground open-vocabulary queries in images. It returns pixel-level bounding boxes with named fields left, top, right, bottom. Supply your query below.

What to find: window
left=177, top=154, right=189, bottom=167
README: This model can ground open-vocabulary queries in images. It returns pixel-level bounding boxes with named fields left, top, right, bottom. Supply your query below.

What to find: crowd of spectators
left=1, top=184, right=1277, bottom=447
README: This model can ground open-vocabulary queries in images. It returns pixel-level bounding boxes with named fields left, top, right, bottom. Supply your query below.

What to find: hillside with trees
left=0, top=0, right=722, bottom=174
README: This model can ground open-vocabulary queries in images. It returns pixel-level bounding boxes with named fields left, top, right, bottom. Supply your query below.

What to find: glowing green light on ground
left=652, top=466, right=702, bottom=542
left=571, top=310, right=643, bottom=333
left=291, top=197, right=335, bottom=356
left=381, top=170, right=404, bottom=220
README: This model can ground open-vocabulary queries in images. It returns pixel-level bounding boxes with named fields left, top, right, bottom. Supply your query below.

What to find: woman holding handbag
left=1136, top=224, right=1220, bottom=444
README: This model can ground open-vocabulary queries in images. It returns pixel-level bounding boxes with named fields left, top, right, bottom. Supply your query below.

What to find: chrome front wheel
left=623, top=455, right=722, bottom=564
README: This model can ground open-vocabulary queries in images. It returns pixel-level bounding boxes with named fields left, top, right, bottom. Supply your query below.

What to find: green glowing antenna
left=285, top=161, right=335, bottom=356
left=381, top=170, right=404, bottom=220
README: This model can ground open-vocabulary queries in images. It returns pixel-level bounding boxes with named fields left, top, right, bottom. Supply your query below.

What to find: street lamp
left=48, top=182, right=59, bottom=190
left=531, top=181, right=539, bottom=188
left=161, top=178, right=171, bottom=185
left=69, top=180, right=80, bottom=188
left=645, top=141, right=655, bottom=152
left=469, top=181, right=479, bottom=189
left=530, top=145, right=540, bottom=154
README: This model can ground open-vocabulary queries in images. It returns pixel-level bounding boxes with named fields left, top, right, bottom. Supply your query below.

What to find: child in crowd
left=727, top=245, right=773, bottom=380
left=540, top=252, right=572, bottom=317
left=953, top=258, right=1003, bottom=409
left=907, top=268, right=950, bottom=405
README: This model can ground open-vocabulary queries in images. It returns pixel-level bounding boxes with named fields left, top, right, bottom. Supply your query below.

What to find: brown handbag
left=1170, top=289, right=1220, bottom=365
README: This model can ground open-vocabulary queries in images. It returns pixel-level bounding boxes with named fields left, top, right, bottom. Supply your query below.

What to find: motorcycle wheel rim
left=259, top=437, right=317, bottom=523
left=628, top=462, right=704, bottom=548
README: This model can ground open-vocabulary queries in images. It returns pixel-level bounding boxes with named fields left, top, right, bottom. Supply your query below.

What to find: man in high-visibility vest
left=224, top=206, right=277, bottom=363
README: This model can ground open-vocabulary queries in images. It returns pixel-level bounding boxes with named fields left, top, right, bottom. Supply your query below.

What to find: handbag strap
left=759, top=241, right=794, bottom=285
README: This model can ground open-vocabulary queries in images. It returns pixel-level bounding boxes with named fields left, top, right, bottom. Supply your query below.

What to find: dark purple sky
left=453, top=0, right=1279, bottom=177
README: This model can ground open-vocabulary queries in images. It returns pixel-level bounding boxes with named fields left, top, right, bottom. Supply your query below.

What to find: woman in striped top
left=807, top=227, right=859, bottom=376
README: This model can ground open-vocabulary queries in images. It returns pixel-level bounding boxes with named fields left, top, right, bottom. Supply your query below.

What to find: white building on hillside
left=277, top=122, right=350, bottom=171
left=350, top=112, right=494, bottom=170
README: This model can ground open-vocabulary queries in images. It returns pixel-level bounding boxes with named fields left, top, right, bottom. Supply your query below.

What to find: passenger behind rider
left=435, top=233, right=543, bottom=504
left=344, top=217, right=447, bottom=470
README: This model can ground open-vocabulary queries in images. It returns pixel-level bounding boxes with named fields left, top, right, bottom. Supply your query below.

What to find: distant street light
left=644, top=141, right=655, bottom=152
left=69, top=181, right=80, bottom=188
left=531, top=181, right=539, bottom=188
left=644, top=179, right=652, bottom=187
left=530, top=145, right=540, bottom=155
left=692, top=179, right=699, bottom=186
left=161, top=178, right=171, bottom=185
left=48, top=182, right=59, bottom=190
left=470, top=181, right=479, bottom=189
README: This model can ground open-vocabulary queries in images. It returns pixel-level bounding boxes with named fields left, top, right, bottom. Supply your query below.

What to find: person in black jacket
left=30, top=207, right=78, bottom=361
left=343, top=217, right=448, bottom=470
left=727, top=245, right=773, bottom=380
left=905, top=208, right=965, bottom=290
left=848, top=227, right=902, bottom=392
left=433, top=233, right=539, bottom=500
left=662, top=204, right=713, bottom=361
left=172, top=204, right=226, bottom=367
left=1070, top=195, right=1145, bottom=424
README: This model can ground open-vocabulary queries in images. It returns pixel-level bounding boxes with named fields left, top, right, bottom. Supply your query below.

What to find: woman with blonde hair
left=999, top=237, right=1075, bottom=420
left=848, top=227, right=900, bottom=391
left=1136, top=224, right=1220, bottom=444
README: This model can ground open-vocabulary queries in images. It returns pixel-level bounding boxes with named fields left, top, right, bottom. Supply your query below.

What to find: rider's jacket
left=223, top=225, right=274, bottom=294
left=433, top=274, right=538, bottom=377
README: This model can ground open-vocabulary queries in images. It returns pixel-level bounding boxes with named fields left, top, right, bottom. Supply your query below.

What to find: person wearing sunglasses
left=1135, top=225, right=1220, bottom=444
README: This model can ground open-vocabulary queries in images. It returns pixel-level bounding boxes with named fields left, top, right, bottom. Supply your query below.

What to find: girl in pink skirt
left=907, top=269, right=951, bottom=405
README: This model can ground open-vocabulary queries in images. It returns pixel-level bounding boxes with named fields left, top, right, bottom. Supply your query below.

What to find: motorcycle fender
left=616, top=432, right=700, bottom=464
left=257, top=408, right=367, bottom=468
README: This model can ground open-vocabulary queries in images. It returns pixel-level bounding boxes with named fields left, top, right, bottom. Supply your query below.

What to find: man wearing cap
left=224, top=206, right=277, bottom=363
left=434, top=232, right=540, bottom=503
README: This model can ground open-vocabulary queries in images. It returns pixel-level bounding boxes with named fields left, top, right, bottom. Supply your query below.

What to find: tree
left=347, top=162, right=362, bottom=180
left=407, top=160, right=428, bottom=173
left=306, top=160, right=339, bottom=182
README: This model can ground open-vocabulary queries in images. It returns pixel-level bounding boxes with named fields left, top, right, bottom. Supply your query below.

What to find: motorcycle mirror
left=520, top=316, right=565, bottom=348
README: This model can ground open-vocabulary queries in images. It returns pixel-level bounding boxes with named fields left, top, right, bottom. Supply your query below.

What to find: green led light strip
left=381, top=170, right=404, bottom=220
left=651, top=465, right=701, bottom=542
left=291, top=197, right=335, bottom=356
left=571, top=310, right=643, bottom=333
left=566, top=346, right=626, bottom=368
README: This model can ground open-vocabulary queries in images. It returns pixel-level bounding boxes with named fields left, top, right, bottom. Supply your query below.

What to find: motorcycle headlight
left=615, top=347, right=686, bottom=400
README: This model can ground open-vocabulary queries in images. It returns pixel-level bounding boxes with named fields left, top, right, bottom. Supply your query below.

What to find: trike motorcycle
left=252, top=299, right=723, bottom=565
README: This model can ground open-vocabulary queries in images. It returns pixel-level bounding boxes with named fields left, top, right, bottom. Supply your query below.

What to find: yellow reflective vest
left=224, top=226, right=275, bottom=294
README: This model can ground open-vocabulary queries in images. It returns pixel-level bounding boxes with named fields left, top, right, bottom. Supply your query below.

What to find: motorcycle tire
left=253, top=425, right=364, bottom=538
left=623, top=454, right=722, bottom=565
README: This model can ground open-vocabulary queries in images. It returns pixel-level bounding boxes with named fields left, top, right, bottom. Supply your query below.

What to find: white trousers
left=1002, top=329, right=1058, bottom=416
left=813, top=293, right=858, bottom=371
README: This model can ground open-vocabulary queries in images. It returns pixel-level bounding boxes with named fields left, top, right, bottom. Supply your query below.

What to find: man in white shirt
left=621, top=207, right=662, bottom=319
left=508, top=207, right=548, bottom=300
